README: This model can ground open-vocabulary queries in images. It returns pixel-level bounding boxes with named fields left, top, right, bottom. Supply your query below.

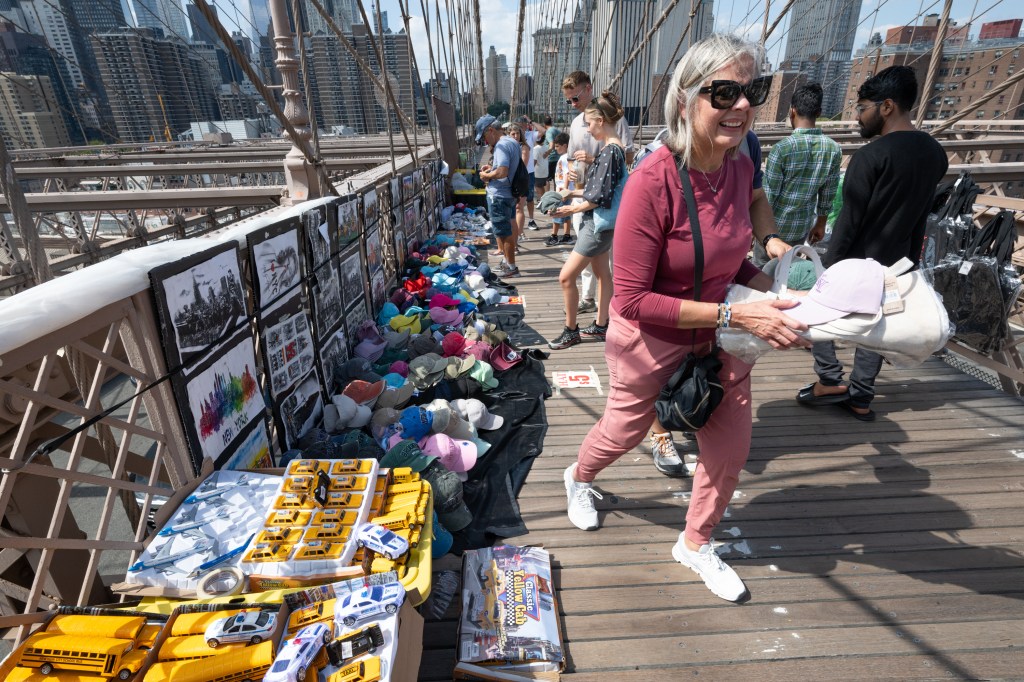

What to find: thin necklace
left=697, top=164, right=724, bottom=194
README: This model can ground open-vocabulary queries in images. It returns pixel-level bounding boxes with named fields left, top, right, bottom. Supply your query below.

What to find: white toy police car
left=355, top=523, right=409, bottom=560
left=335, top=584, right=405, bottom=628
left=204, top=609, right=276, bottom=648
left=264, top=621, right=332, bottom=682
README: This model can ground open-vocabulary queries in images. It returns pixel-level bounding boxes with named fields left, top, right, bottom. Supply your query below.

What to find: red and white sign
left=551, top=369, right=602, bottom=394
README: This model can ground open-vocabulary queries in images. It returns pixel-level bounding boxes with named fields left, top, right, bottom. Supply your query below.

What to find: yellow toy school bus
left=17, top=632, right=144, bottom=679
left=144, top=638, right=275, bottom=682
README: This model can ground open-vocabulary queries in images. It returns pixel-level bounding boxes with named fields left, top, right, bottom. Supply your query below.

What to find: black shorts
left=534, top=176, right=548, bottom=189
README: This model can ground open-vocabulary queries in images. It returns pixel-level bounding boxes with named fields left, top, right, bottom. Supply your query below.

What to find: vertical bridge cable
left=511, top=0, right=527, bottom=118
left=609, top=0, right=685, bottom=92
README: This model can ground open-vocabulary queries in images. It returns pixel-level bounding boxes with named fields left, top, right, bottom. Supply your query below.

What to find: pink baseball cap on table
left=419, top=432, right=478, bottom=473
left=786, top=259, right=885, bottom=326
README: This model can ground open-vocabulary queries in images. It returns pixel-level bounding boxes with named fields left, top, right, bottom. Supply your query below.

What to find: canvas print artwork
left=304, top=205, right=331, bottom=266
left=319, top=326, right=349, bottom=393
left=364, top=227, right=382, bottom=278
left=312, top=266, right=344, bottom=339
left=363, top=188, right=379, bottom=226
left=370, top=270, right=386, bottom=316
left=339, top=244, right=365, bottom=312
left=279, top=373, right=324, bottom=449
left=220, top=420, right=272, bottom=469
left=338, top=197, right=361, bottom=245
left=154, top=244, right=247, bottom=375
left=390, top=177, right=401, bottom=208
left=344, top=303, right=367, bottom=349
left=264, top=310, right=316, bottom=395
left=184, top=336, right=266, bottom=463
left=249, top=221, right=302, bottom=314
left=402, top=173, right=413, bottom=199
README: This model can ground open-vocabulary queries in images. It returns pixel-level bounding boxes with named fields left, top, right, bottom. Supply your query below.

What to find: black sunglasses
left=564, top=95, right=581, bottom=105
left=699, top=76, right=772, bottom=109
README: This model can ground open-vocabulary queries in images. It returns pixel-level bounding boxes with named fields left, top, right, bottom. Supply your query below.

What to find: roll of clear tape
left=196, top=566, right=246, bottom=598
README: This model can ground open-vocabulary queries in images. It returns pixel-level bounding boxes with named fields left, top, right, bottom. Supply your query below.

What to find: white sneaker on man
left=671, top=534, right=749, bottom=602
left=564, top=463, right=602, bottom=531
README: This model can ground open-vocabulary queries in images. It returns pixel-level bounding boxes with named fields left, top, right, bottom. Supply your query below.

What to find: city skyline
left=377, top=0, right=1022, bottom=85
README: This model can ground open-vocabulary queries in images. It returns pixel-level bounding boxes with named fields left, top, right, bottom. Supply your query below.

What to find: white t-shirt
left=531, top=143, right=550, bottom=179
left=567, top=111, right=633, bottom=166
left=522, top=129, right=538, bottom=173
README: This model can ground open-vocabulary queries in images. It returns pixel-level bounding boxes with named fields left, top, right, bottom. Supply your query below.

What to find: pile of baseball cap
left=313, top=234, right=529, bottom=551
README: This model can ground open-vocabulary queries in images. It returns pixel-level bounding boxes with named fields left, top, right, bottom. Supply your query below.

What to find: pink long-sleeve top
left=611, top=145, right=761, bottom=345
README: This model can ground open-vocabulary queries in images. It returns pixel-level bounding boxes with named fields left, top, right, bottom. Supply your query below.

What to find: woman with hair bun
left=547, top=90, right=626, bottom=350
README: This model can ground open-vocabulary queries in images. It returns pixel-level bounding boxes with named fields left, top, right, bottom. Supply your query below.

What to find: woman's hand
left=550, top=205, right=572, bottom=218
left=731, top=299, right=811, bottom=349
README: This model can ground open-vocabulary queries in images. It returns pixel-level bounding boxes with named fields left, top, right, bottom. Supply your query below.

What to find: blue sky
left=201, top=1, right=1021, bottom=81
left=373, top=0, right=1022, bottom=78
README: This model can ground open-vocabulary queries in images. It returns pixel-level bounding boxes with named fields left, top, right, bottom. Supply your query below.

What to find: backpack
left=509, top=150, right=529, bottom=198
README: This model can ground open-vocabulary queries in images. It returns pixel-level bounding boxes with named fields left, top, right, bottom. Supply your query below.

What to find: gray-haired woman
left=563, top=34, right=810, bottom=602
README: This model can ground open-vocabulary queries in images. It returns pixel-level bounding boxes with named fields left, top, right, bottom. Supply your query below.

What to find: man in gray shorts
left=476, top=114, right=522, bottom=277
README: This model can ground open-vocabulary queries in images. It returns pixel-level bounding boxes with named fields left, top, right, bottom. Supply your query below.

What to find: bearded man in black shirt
left=796, top=65, right=948, bottom=421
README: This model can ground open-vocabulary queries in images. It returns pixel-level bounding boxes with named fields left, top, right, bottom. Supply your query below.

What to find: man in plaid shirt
left=757, top=83, right=841, bottom=267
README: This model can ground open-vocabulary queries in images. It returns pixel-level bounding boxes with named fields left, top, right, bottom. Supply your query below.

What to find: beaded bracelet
left=717, top=302, right=732, bottom=329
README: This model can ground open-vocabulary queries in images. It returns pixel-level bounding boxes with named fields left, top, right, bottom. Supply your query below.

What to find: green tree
left=487, top=101, right=509, bottom=118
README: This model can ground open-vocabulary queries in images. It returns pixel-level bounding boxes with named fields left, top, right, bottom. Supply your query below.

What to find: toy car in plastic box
left=325, top=623, right=384, bottom=667
left=335, top=584, right=405, bottom=627
left=204, top=609, right=276, bottom=648
left=264, top=621, right=331, bottom=682
left=355, top=523, right=409, bottom=560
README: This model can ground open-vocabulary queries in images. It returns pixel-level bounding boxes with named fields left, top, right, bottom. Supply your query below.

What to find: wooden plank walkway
left=420, top=224, right=1024, bottom=680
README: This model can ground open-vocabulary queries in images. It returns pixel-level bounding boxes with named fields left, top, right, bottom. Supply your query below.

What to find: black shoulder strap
left=676, top=156, right=705, bottom=348
left=676, top=158, right=703, bottom=302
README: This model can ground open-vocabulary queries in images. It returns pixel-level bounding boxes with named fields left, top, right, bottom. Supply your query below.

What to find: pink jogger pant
left=576, top=311, right=753, bottom=546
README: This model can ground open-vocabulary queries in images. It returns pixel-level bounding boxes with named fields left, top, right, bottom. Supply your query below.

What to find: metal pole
left=267, top=0, right=318, bottom=202
left=0, top=133, right=49, bottom=286
left=916, top=0, right=953, bottom=128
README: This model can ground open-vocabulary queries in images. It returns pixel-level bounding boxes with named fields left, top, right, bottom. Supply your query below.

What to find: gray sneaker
left=651, top=432, right=687, bottom=478
left=564, top=463, right=602, bottom=530
left=577, top=299, right=597, bottom=314
left=672, top=535, right=749, bottom=602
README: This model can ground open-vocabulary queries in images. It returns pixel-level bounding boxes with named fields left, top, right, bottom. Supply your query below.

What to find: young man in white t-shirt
left=515, top=117, right=540, bottom=232
left=531, top=138, right=550, bottom=213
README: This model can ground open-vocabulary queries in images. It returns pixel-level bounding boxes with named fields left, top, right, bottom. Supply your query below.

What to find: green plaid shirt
left=763, top=128, right=842, bottom=243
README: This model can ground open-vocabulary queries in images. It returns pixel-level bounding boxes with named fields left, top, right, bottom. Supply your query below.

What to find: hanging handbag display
left=930, top=209, right=1021, bottom=355
left=654, top=159, right=724, bottom=432
left=592, top=144, right=627, bottom=233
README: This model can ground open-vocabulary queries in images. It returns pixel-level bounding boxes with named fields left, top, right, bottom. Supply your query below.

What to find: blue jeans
left=527, top=172, right=535, bottom=202
left=487, top=195, right=516, bottom=237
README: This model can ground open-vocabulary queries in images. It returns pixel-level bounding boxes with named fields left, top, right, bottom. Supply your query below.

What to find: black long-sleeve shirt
left=826, top=130, right=948, bottom=268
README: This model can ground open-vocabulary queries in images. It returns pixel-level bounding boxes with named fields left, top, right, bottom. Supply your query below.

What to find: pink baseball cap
left=430, top=293, right=461, bottom=308
left=787, top=259, right=885, bottom=326
left=429, top=307, right=464, bottom=326
left=489, top=341, right=523, bottom=371
left=463, top=340, right=493, bottom=361
left=419, top=433, right=478, bottom=473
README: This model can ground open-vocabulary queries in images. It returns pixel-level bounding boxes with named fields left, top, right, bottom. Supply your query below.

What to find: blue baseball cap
left=474, top=114, right=499, bottom=144
left=399, top=405, right=434, bottom=441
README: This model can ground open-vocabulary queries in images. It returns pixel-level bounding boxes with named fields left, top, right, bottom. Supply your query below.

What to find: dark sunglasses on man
left=699, top=76, right=773, bottom=109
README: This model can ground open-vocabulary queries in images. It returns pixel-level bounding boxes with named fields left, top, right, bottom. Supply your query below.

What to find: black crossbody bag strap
left=676, top=156, right=704, bottom=347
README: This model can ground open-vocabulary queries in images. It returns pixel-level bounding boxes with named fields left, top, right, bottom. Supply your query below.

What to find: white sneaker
left=564, top=463, right=602, bottom=531
left=671, top=535, right=748, bottom=602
